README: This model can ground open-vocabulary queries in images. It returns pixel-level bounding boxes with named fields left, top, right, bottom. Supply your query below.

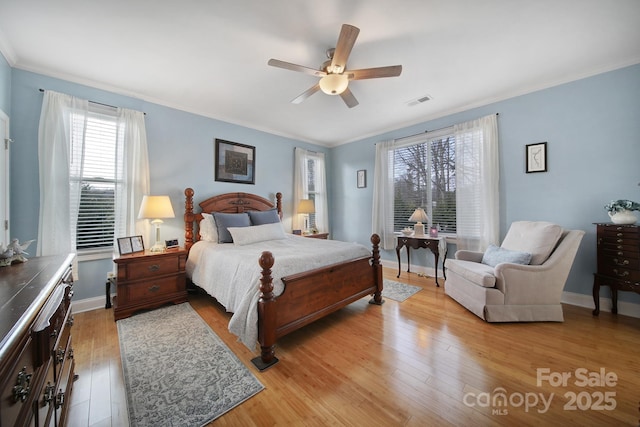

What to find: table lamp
left=297, top=199, right=315, bottom=234
left=408, top=207, right=428, bottom=236
left=138, top=195, right=175, bottom=252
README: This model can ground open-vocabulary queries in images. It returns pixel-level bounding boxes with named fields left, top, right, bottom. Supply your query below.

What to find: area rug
left=382, top=279, right=422, bottom=302
left=117, top=303, right=264, bottom=427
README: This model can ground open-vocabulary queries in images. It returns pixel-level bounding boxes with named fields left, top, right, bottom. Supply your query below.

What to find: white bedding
left=186, top=234, right=372, bottom=350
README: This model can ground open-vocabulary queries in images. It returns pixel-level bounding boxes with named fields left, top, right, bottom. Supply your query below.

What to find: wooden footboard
left=252, top=234, right=383, bottom=370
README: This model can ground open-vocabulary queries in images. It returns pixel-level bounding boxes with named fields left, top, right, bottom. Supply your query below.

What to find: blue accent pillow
left=481, top=244, right=532, bottom=267
left=212, top=212, right=251, bottom=243
left=248, top=209, right=280, bottom=225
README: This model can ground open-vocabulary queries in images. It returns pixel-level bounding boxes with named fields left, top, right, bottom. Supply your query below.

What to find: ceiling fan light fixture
left=319, top=74, right=348, bottom=95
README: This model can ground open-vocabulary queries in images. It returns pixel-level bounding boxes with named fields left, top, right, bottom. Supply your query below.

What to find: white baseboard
left=383, top=259, right=640, bottom=319
left=72, top=294, right=113, bottom=313
left=561, top=291, right=640, bottom=318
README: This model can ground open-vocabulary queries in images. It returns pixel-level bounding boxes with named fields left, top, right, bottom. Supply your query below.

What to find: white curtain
left=37, top=90, right=149, bottom=272
left=114, top=108, right=151, bottom=247
left=37, top=91, right=88, bottom=271
left=371, top=139, right=396, bottom=250
left=293, top=147, right=328, bottom=232
left=454, top=114, right=499, bottom=251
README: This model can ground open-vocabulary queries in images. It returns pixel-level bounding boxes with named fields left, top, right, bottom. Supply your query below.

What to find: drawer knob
left=55, top=390, right=65, bottom=409
left=149, top=285, right=160, bottom=293
left=67, top=315, right=75, bottom=327
left=56, top=348, right=66, bottom=364
left=616, top=238, right=623, bottom=243
left=43, top=382, right=55, bottom=404
left=612, top=258, right=629, bottom=266
left=12, top=367, right=32, bottom=402
left=613, top=269, right=629, bottom=277
left=148, top=264, right=160, bottom=272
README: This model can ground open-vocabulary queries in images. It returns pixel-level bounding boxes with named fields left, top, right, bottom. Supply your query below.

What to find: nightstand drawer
left=125, top=274, right=185, bottom=301
left=120, top=256, right=181, bottom=281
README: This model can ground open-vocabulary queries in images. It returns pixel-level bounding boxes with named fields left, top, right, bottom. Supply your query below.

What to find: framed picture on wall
left=526, top=142, right=547, bottom=173
left=214, top=138, right=255, bottom=184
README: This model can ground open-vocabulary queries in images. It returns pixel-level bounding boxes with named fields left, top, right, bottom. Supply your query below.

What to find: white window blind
left=70, top=106, right=118, bottom=250
left=392, top=134, right=456, bottom=233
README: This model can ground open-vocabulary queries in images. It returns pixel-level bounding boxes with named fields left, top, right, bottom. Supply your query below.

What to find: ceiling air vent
left=407, top=94, right=432, bottom=106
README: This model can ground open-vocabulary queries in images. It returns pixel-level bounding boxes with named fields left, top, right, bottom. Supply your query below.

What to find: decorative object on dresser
left=138, top=195, right=176, bottom=252
left=0, top=238, right=35, bottom=267
left=408, top=207, right=428, bottom=236
left=112, top=248, right=188, bottom=320
left=117, top=303, right=264, bottom=427
left=304, top=232, right=328, bottom=239
left=0, top=254, right=75, bottom=427
left=604, top=199, right=639, bottom=225
left=592, top=223, right=640, bottom=315
left=183, top=188, right=383, bottom=370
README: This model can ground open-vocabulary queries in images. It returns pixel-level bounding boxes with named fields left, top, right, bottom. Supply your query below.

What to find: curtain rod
left=396, top=112, right=499, bottom=142
left=38, top=88, right=146, bottom=115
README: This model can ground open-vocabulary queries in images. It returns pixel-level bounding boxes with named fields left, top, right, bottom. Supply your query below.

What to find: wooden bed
left=184, top=188, right=383, bottom=370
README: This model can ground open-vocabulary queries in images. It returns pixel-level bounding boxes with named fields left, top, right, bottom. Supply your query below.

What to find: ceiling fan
left=268, top=24, right=402, bottom=108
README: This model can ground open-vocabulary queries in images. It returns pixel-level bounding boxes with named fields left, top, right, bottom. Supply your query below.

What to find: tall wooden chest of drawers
left=0, top=254, right=75, bottom=427
left=592, top=223, right=640, bottom=315
left=113, top=248, right=188, bottom=320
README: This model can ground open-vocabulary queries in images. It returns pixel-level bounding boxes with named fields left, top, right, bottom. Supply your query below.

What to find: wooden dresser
left=113, top=248, right=188, bottom=320
left=0, top=254, right=75, bottom=427
left=592, top=223, right=640, bottom=315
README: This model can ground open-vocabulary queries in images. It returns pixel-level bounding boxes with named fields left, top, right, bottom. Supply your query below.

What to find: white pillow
left=501, top=221, right=562, bottom=265
left=199, top=213, right=218, bottom=243
left=228, top=222, right=287, bottom=246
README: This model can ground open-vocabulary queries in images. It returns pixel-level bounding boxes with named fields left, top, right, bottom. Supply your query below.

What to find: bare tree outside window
left=393, top=136, right=456, bottom=233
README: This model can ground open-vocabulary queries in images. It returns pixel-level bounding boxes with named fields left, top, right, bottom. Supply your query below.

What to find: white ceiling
left=1, top=0, right=639, bottom=147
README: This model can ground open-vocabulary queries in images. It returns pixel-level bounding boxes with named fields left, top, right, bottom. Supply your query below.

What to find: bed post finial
left=252, top=250, right=279, bottom=371
left=184, top=188, right=195, bottom=251
left=369, top=233, right=384, bottom=305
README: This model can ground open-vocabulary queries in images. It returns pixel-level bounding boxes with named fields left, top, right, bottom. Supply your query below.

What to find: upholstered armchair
left=444, top=221, right=585, bottom=322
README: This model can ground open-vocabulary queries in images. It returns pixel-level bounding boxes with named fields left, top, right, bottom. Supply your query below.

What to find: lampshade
left=297, top=199, right=316, bottom=214
left=319, top=74, right=349, bottom=95
left=138, top=195, right=175, bottom=219
left=408, top=207, right=428, bottom=224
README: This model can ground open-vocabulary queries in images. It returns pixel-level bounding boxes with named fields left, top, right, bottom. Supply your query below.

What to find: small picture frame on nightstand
left=131, top=235, right=145, bottom=253
left=117, top=237, right=133, bottom=255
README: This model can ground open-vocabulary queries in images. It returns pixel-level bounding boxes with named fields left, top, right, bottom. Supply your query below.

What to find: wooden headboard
left=184, top=188, right=283, bottom=250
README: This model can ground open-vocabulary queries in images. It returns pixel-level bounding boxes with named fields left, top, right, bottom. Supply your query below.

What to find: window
left=393, top=134, right=456, bottom=233
left=294, top=148, right=328, bottom=233
left=70, top=105, right=118, bottom=250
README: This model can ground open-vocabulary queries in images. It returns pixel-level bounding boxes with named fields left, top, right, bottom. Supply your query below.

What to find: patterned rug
left=117, top=303, right=264, bottom=427
left=382, top=279, right=422, bottom=302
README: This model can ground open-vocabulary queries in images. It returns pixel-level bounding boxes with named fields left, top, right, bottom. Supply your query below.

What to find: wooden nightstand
left=113, top=248, right=188, bottom=320
left=304, top=232, right=329, bottom=239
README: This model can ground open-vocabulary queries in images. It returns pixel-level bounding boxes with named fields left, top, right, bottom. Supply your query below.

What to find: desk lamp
left=138, top=195, right=175, bottom=252
left=408, top=208, right=428, bottom=236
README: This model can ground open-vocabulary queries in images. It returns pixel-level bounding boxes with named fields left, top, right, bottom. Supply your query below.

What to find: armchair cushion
left=500, top=221, right=562, bottom=265
left=446, top=259, right=496, bottom=288
left=481, top=244, right=532, bottom=267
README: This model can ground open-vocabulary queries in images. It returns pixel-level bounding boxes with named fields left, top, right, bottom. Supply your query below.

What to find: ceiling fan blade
left=291, top=83, right=321, bottom=104
left=340, top=87, right=359, bottom=108
left=268, top=59, right=326, bottom=77
left=330, top=24, right=360, bottom=73
left=348, top=65, right=402, bottom=80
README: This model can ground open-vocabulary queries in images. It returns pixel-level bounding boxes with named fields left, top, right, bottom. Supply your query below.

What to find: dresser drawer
left=118, top=274, right=185, bottom=303
left=598, top=264, right=640, bottom=282
left=119, top=256, right=181, bottom=281
left=598, top=224, right=640, bottom=238
left=0, top=336, right=37, bottom=427
left=598, top=254, right=640, bottom=269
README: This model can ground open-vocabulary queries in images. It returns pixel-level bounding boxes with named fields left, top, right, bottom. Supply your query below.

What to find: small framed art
left=357, top=169, right=367, bottom=188
left=118, top=236, right=145, bottom=255
left=215, top=138, right=255, bottom=184
left=526, top=142, right=547, bottom=173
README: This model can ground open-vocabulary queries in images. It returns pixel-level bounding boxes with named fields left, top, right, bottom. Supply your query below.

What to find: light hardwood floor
left=67, top=268, right=640, bottom=426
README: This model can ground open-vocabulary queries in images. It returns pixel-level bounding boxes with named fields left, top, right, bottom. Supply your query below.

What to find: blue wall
left=331, top=63, right=640, bottom=304
left=5, top=61, right=640, bottom=306
left=9, top=69, right=327, bottom=300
